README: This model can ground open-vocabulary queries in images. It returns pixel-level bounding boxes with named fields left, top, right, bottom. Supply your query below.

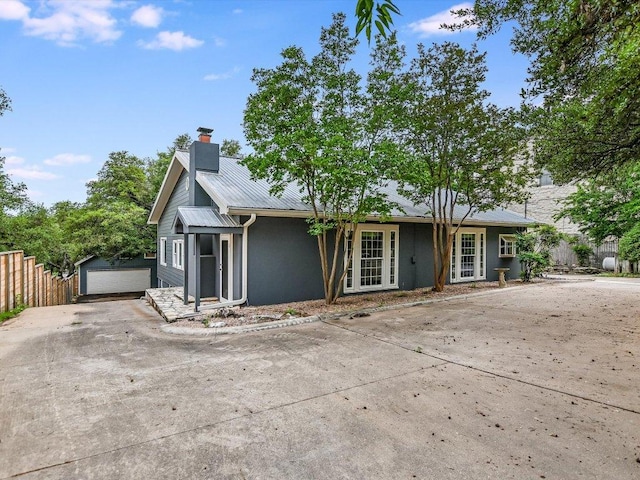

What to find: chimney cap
left=197, top=127, right=213, bottom=135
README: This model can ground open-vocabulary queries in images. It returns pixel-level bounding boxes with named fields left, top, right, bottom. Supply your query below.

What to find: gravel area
left=172, top=280, right=528, bottom=329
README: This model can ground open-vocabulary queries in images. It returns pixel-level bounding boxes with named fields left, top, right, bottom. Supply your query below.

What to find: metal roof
left=173, top=206, right=243, bottom=234
left=195, top=157, right=534, bottom=226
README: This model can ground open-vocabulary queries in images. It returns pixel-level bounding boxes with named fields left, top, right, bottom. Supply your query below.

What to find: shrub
left=572, top=243, right=593, bottom=267
left=619, top=224, right=640, bottom=263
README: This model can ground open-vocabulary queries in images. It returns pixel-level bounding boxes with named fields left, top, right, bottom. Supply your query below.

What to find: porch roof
left=173, top=207, right=243, bottom=234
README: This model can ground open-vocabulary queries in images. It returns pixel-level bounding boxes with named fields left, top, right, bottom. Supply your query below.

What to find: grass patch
left=0, top=304, right=27, bottom=324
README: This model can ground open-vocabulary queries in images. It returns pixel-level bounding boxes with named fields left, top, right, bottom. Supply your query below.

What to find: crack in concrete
left=5, top=362, right=445, bottom=478
left=321, top=319, right=640, bottom=416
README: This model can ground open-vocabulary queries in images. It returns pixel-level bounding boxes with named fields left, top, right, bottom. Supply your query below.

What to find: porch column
left=194, top=233, right=201, bottom=312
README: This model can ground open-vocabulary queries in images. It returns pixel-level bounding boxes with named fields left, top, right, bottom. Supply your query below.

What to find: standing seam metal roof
left=175, top=206, right=241, bottom=228
left=192, top=156, right=533, bottom=225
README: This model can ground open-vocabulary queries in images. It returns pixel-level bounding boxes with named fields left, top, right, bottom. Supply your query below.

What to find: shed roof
left=173, top=206, right=243, bottom=234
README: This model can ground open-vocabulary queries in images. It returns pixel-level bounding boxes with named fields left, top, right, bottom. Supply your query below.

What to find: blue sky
left=0, top=0, right=528, bottom=207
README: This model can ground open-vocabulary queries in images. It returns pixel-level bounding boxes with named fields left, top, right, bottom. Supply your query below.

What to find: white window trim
left=172, top=239, right=184, bottom=271
left=159, top=237, right=167, bottom=266
left=499, top=234, right=517, bottom=258
left=344, top=224, right=399, bottom=293
left=450, top=227, right=486, bottom=283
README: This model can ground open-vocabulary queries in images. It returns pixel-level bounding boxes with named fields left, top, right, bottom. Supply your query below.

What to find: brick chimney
left=197, top=126, right=213, bottom=143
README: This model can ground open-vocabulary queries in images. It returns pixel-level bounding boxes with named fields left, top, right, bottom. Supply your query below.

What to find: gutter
left=202, top=213, right=256, bottom=310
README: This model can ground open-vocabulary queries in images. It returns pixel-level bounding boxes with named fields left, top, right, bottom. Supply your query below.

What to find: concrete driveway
left=1, top=280, right=639, bottom=479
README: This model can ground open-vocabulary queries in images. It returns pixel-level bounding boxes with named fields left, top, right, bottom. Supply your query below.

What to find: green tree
left=0, top=155, right=28, bottom=250
left=451, top=1, right=640, bottom=182
left=87, top=151, right=153, bottom=210
left=619, top=224, right=640, bottom=264
left=516, top=224, right=563, bottom=282
left=2, top=203, right=73, bottom=273
left=558, top=163, right=640, bottom=244
left=148, top=133, right=192, bottom=196
left=395, top=41, right=533, bottom=291
left=354, top=0, right=400, bottom=40
left=220, top=139, right=242, bottom=158
left=0, top=86, right=10, bottom=117
left=78, top=151, right=156, bottom=260
left=243, top=14, right=396, bottom=304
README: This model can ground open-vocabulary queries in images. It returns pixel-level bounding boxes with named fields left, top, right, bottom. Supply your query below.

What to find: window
left=539, top=169, right=554, bottom=186
left=344, top=225, right=399, bottom=293
left=450, top=228, right=486, bottom=283
left=159, top=238, right=167, bottom=266
left=499, top=234, right=517, bottom=258
left=172, top=239, right=184, bottom=270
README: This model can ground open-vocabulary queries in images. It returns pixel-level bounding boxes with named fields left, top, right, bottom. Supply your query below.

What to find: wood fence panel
left=23, top=256, right=36, bottom=307
left=36, top=264, right=44, bottom=307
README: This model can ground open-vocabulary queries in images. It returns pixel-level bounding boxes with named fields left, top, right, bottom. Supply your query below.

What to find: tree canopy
left=450, top=0, right=640, bottom=182
left=354, top=0, right=400, bottom=40
left=393, top=40, right=533, bottom=291
left=243, top=13, right=397, bottom=304
left=559, top=162, right=640, bottom=244
left=220, top=139, right=243, bottom=158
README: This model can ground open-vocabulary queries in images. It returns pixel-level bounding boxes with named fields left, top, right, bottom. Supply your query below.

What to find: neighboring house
left=75, top=255, right=157, bottom=296
left=509, top=171, right=619, bottom=267
left=509, top=170, right=580, bottom=235
left=147, top=128, right=532, bottom=308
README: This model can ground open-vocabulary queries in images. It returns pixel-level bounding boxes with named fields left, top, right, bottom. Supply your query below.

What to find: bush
left=572, top=243, right=593, bottom=267
left=516, top=225, right=563, bottom=282
left=619, top=224, right=640, bottom=263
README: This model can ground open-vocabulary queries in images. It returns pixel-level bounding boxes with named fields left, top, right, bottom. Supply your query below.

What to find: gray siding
left=78, top=256, right=157, bottom=294
left=157, top=170, right=189, bottom=287
left=486, top=226, right=523, bottom=281
left=245, top=220, right=523, bottom=305
left=247, top=216, right=325, bottom=306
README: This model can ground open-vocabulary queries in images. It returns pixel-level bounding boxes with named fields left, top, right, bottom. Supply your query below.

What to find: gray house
left=148, top=129, right=530, bottom=308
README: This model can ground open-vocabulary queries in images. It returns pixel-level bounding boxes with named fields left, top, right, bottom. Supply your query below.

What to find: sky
left=0, top=0, right=529, bottom=207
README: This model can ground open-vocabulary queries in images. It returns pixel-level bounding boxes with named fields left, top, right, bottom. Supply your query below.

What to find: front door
left=219, top=234, right=233, bottom=300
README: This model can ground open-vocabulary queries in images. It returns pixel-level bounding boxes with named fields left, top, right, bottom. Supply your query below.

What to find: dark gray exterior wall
left=78, top=256, right=157, bottom=294
left=157, top=170, right=189, bottom=287
left=246, top=216, right=325, bottom=306
left=244, top=219, right=523, bottom=305
left=486, top=226, right=523, bottom=281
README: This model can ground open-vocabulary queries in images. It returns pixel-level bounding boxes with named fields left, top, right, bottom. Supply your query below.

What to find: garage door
left=86, top=269, right=151, bottom=295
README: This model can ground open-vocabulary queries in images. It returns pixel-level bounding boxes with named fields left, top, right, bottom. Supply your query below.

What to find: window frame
left=172, top=239, right=184, bottom=271
left=344, top=224, right=399, bottom=293
left=159, top=237, right=167, bottom=266
left=499, top=234, right=517, bottom=258
left=450, top=227, right=486, bottom=283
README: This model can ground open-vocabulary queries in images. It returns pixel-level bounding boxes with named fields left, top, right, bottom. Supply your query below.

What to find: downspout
left=208, top=214, right=256, bottom=309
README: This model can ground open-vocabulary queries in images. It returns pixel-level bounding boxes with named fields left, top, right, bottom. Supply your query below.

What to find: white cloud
left=5, top=155, right=25, bottom=166
left=408, top=3, right=476, bottom=37
left=7, top=166, right=60, bottom=180
left=232, top=9, right=243, bottom=15
left=204, top=66, right=240, bottom=81
left=1, top=0, right=122, bottom=46
left=0, top=0, right=30, bottom=20
left=212, top=36, right=226, bottom=47
left=43, top=153, right=91, bottom=166
left=139, top=30, right=203, bottom=51
left=131, top=4, right=163, bottom=28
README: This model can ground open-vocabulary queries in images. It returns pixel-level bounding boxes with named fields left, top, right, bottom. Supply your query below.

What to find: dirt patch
left=172, top=280, right=530, bottom=329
